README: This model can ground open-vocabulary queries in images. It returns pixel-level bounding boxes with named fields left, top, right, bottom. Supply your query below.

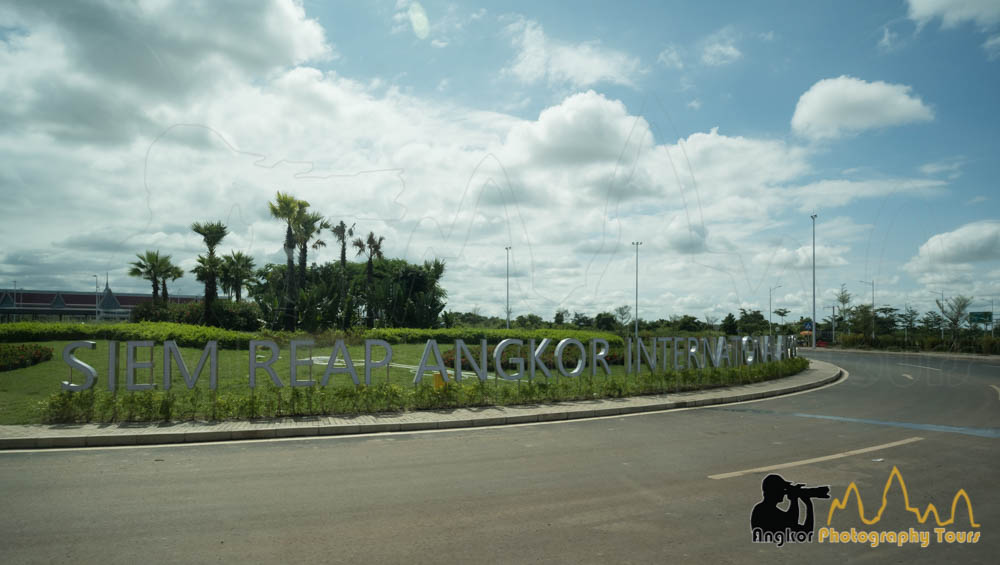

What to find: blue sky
left=1, top=0, right=998, bottom=322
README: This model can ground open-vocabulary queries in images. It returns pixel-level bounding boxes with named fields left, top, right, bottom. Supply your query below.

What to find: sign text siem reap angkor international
left=58, top=335, right=798, bottom=391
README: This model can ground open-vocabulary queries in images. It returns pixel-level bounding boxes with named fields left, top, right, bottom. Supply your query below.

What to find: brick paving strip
left=0, top=360, right=843, bottom=450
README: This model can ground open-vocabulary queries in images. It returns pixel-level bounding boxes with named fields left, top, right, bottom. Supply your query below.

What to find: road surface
left=1, top=350, right=996, bottom=563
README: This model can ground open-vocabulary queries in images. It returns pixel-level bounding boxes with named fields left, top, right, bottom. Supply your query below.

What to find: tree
left=772, top=308, right=790, bottom=333
left=128, top=250, right=163, bottom=301
left=613, top=305, right=632, bottom=327
left=937, top=295, right=973, bottom=348
left=738, top=308, right=768, bottom=335
left=571, top=311, right=593, bottom=328
left=191, top=221, right=228, bottom=324
left=161, top=262, right=183, bottom=302
left=268, top=191, right=303, bottom=331
left=554, top=308, right=569, bottom=326
left=294, top=207, right=330, bottom=290
left=353, top=231, right=385, bottom=329
left=331, top=220, right=356, bottom=330
left=721, top=313, right=738, bottom=335
left=221, top=251, right=255, bottom=302
left=836, top=284, right=853, bottom=332
left=594, top=312, right=617, bottom=331
left=900, top=305, right=919, bottom=343
left=703, top=314, right=719, bottom=330
left=920, top=311, right=945, bottom=334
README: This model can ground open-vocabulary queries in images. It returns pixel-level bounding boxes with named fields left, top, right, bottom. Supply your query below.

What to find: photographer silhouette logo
left=750, top=473, right=831, bottom=547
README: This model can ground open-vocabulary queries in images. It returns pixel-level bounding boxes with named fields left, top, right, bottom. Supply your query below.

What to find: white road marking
left=707, top=437, right=924, bottom=480
left=902, top=373, right=913, bottom=380
left=897, top=362, right=941, bottom=371
left=991, top=385, right=1000, bottom=401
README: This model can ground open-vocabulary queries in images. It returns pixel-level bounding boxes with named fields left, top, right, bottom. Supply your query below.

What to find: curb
left=0, top=363, right=843, bottom=450
left=806, top=347, right=1000, bottom=362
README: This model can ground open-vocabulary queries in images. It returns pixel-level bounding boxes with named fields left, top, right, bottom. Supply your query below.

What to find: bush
left=210, top=300, right=264, bottom=332
left=0, top=321, right=259, bottom=349
left=131, top=300, right=262, bottom=331
left=0, top=343, right=54, bottom=371
left=363, top=327, right=624, bottom=347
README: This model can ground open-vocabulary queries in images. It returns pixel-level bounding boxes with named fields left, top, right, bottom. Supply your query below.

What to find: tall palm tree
left=353, top=231, right=384, bottom=329
left=221, top=250, right=256, bottom=302
left=293, top=209, right=330, bottom=290
left=191, top=221, right=228, bottom=324
left=157, top=256, right=183, bottom=302
left=331, top=220, right=355, bottom=330
left=268, top=191, right=302, bottom=330
left=128, top=250, right=163, bottom=301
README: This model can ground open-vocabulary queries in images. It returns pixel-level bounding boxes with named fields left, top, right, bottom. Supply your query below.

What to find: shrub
left=0, top=343, right=54, bottom=371
left=363, top=327, right=624, bottom=347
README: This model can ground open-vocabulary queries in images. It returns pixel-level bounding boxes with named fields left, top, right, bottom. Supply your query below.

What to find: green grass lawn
left=0, top=340, right=809, bottom=424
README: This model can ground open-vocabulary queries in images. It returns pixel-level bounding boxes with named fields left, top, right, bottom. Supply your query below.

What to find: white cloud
left=878, top=26, right=899, bottom=51
left=984, top=34, right=1000, bottom=59
left=791, top=76, right=934, bottom=140
left=755, top=245, right=850, bottom=270
left=657, top=45, right=684, bottom=69
left=906, top=0, right=1000, bottom=29
left=919, top=156, right=966, bottom=178
left=700, top=27, right=742, bottom=66
left=965, top=195, right=989, bottom=205
left=759, top=31, right=775, bottom=42
left=503, top=18, right=641, bottom=88
left=904, top=221, right=1000, bottom=283
left=407, top=2, right=430, bottom=39
left=791, top=178, right=946, bottom=211
left=687, top=99, right=701, bottom=110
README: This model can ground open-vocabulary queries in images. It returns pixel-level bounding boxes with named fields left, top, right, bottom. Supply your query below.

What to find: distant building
left=0, top=283, right=200, bottom=322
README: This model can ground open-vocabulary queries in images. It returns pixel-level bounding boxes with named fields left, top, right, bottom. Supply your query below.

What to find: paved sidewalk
left=0, top=360, right=842, bottom=450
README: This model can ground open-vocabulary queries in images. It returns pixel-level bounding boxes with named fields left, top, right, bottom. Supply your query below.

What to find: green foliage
left=0, top=321, right=260, bottom=349
left=0, top=344, right=53, bottom=371
left=130, top=300, right=262, bottom=332
left=362, top=327, right=625, bottom=347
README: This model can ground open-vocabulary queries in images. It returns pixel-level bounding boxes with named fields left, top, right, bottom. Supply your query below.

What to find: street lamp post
left=810, top=214, right=817, bottom=348
left=768, top=284, right=781, bottom=337
left=860, top=279, right=875, bottom=341
left=504, top=246, right=511, bottom=329
left=632, top=241, right=642, bottom=347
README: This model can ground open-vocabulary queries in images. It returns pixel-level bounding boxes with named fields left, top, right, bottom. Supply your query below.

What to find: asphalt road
left=1, top=350, right=997, bottom=564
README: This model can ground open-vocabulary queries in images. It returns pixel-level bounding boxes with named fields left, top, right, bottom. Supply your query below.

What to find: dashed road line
left=708, top=437, right=925, bottom=480
left=990, top=385, right=1000, bottom=401
left=902, top=373, right=913, bottom=380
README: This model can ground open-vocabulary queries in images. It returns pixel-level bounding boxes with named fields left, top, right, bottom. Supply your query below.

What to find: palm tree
left=129, top=250, right=163, bottom=301
left=221, top=251, right=255, bottom=302
left=159, top=259, right=183, bottom=302
left=191, top=221, right=228, bottom=324
left=293, top=208, right=330, bottom=290
left=331, top=220, right=355, bottom=329
left=353, top=231, right=384, bottom=329
left=269, top=191, right=302, bottom=330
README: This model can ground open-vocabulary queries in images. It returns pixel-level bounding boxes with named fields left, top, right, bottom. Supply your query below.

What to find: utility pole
left=768, top=284, right=781, bottom=337
left=632, top=241, right=642, bottom=347
left=93, top=275, right=99, bottom=321
left=505, top=246, right=511, bottom=329
left=810, top=214, right=817, bottom=348
left=860, top=279, right=875, bottom=341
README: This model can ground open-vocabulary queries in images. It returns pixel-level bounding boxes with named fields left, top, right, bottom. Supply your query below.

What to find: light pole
left=93, top=275, right=99, bottom=321
left=810, top=214, right=817, bottom=348
left=632, top=241, right=642, bottom=346
left=768, top=284, right=781, bottom=337
left=930, top=290, right=944, bottom=340
left=825, top=305, right=836, bottom=343
left=504, top=246, right=511, bottom=329
left=859, top=279, right=875, bottom=341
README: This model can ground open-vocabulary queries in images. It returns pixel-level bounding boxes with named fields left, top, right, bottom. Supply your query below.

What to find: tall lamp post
left=632, top=241, right=642, bottom=346
left=860, top=279, right=875, bottom=341
left=810, top=214, right=817, bottom=348
left=504, top=246, right=511, bottom=329
left=768, top=284, right=781, bottom=337
left=93, top=275, right=99, bottom=321
left=930, top=290, right=944, bottom=340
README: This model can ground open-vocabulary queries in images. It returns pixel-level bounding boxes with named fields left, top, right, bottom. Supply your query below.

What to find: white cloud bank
left=906, top=0, right=1000, bottom=28
left=791, top=76, right=934, bottom=140
left=503, top=18, right=641, bottom=88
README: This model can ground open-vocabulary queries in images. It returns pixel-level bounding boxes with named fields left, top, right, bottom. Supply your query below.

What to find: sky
left=1, top=0, right=999, bottom=323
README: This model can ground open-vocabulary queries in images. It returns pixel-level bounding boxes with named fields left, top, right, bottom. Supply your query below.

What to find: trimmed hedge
left=362, top=327, right=625, bottom=347
left=0, top=344, right=54, bottom=372
left=0, top=321, right=261, bottom=350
